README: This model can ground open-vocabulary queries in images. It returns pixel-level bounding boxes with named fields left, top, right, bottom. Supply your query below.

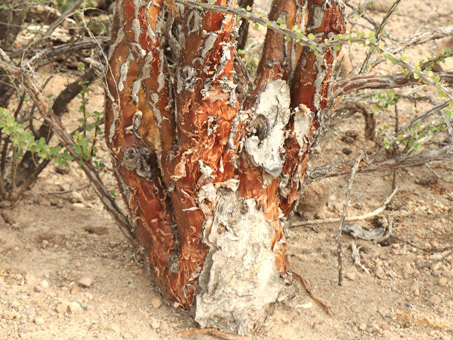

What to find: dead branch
left=291, top=271, right=332, bottom=317
left=42, top=0, right=83, bottom=40
left=305, top=145, right=452, bottom=183
left=177, top=329, right=247, bottom=340
left=290, top=187, right=398, bottom=227
left=337, top=154, right=363, bottom=286
left=0, top=48, right=134, bottom=241
left=417, top=250, right=453, bottom=269
left=334, top=72, right=453, bottom=96
left=391, top=25, right=453, bottom=54
left=425, top=164, right=453, bottom=183
left=5, top=37, right=110, bottom=60
left=358, top=0, right=402, bottom=74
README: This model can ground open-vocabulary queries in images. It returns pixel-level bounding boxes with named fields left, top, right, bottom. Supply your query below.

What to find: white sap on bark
left=195, top=190, right=284, bottom=334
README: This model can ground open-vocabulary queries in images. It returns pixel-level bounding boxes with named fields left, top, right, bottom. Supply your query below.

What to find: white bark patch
left=195, top=190, right=284, bottom=335
left=132, top=18, right=141, bottom=42
left=313, top=53, right=328, bottom=112
left=244, top=80, right=291, bottom=177
left=200, top=32, right=218, bottom=59
left=118, top=52, right=133, bottom=92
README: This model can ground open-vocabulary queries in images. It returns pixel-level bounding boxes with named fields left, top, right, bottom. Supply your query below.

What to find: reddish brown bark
left=105, top=0, right=345, bottom=328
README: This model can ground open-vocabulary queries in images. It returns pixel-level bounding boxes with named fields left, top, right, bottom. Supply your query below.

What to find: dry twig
left=0, top=48, right=134, bottom=241
left=291, top=187, right=398, bottom=227
left=291, top=271, right=332, bottom=317
left=177, top=328, right=247, bottom=340
left=337, top=154, right=363, bottom=286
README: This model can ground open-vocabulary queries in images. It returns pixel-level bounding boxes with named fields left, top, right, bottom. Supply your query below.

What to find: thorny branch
left=305, top=144, right=453, bottom=183
left=0, top=49, right=135, bottom=241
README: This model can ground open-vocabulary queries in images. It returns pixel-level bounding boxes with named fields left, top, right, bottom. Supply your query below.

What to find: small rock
left=78, top=276, right=93, bottom=288
left=429, top=295, right=442, bottom=305
left=410, top=282, right=420, bottom=296
left=56, top=303, right=68, bottom=314
left=72, top=203, right=85, bottom=209
left=438, top=277, right=448, bottom=287
left=151, top=297, right=162, bottom=309
left=381, top=323, right=390, bottom=331
left=388, top=270, right=397, bottom=279
left=40, top=280, right=49, bottom=289
left=342, top=147, right=352, bottom=155
left=375, top=266, right=385, bottom=279
left=345, top=272, right=357, bottom=281
left=404, top=264, right=415, bottom=276
left=68, top=301, right=83, bottom=314
left=34, top=316, right=44, bottom=325
left=70, top=192, right=83, bottom=203
left=107, top=323, right=121, bottom=333
left=432, top=270, right=442, bottom=277
left=442, top=270, right=453, bottom=279
left=359, top=322, right=367, bottom=331
left=70, top=285, right=79, bottom=294
left=151, top=319, right=160, bottom=329
left=61, top=183, right=71, bottom=191
left=430, top=254, right=443, bottom=261
left=34, top=285, right=42, bottom=293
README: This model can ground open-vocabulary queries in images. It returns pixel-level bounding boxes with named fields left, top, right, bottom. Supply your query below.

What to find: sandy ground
left=1, top=1, right=452, bottom=339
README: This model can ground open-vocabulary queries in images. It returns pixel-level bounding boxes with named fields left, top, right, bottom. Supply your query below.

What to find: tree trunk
left=105, top=0, right=344, bottom=334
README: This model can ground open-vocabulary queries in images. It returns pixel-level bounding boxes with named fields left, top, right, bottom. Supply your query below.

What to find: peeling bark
left=106, top=0, right=345, bottom=334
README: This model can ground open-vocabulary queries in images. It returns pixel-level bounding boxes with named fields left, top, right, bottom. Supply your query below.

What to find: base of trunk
left=195, top=189, right=284, bottom=334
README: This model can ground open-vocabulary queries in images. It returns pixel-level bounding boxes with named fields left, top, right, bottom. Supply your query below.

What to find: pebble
left=34, top=317, right=44, bottom=325
left=410, top=282, right=420, bottom=296
left=151, top=319, right=161, bottom=329
left=345, top=272, right=357, bottom=281
left=359, top=323, right=367, bottom=331
left=70, top=192, right=83, bottom=203
left=68, top=301, right=83, bottom=314
left=430, top=254, right=443, bottom=261
left=438, top=277, right=448, bottom=287
left=61, top=183, right=71, bottom=191
left=381, top=323, right=389, bottom=331
left=404, top=264, right=414, bottom=276
left=107, top=323, right=120, bottom=333
left=443, top=270, right=453, bottom=278
left=41, top=280, right=49, bottom=289
left=375, top=266, right=385, bottom=279
left=70, top=285, right=79, bottom=294
left=429, top=295, right=442, bottom=305
left=56, top=303, right=68, bottom=314
left=388, top=270, right=397, bottom=279
left=72, top=203, right=85, bottom=209
left=151, top=297, right=162, bottom=309
left=78, top=276, right=93, bottom=288
left=34, top=285, right=42, bottom=293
